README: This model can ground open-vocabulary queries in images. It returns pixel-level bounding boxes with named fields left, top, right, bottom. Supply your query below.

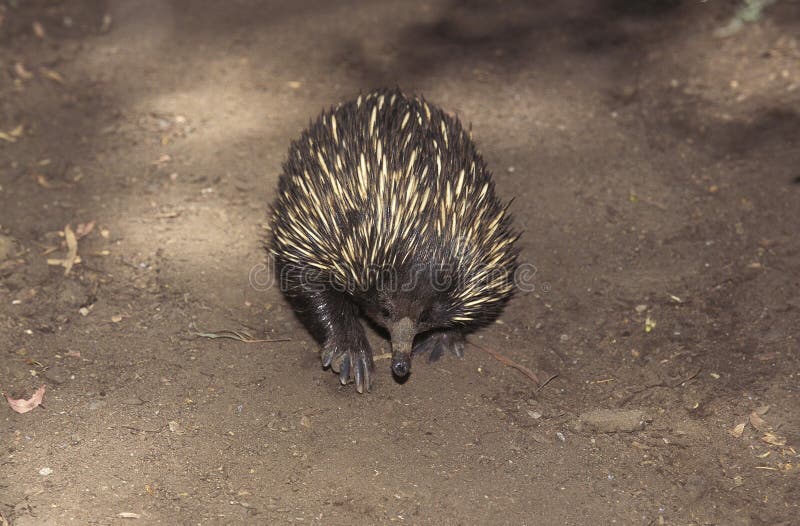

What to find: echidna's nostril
left=392, top=359, right=410, bottom=378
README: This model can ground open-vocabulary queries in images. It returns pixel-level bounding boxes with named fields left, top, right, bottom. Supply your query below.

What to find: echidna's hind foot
left=413, top=330, right=465, bottom=363
left=322, top=338, right=375, bottom=393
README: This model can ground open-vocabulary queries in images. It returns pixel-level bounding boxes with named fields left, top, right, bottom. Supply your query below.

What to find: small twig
left=619, top=367, right=702, bottom=406
left=120, top=425, right=164, bottom=434
left=468, top=340, right=550, bottom=386
left=189, top=322, right=291, bottom=343
left=535, top=372, right=559, bottom=392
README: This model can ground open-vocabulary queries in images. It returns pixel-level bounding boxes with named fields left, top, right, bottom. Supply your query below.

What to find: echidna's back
left=272, top=89, right=517, bottom=324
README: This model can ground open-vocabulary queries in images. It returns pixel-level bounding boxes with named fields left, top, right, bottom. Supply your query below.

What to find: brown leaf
left=34, top=173, right=54, bottom=188
left=750, top=412, right=772, bottom=433
left=729, top=422, right=746, bottom=438
left=40, top=68, right=65, bottom=84
left=5, top=385, right=46, bottom=414
left=63, top=224, right=78, bottom=276
left=32, top=21, right=46, bottom=38
left=761, top=433, right=787, bottom=447
left=75, top=220, right=96, bottom=239
left=14, top=62, right=33, bottom=80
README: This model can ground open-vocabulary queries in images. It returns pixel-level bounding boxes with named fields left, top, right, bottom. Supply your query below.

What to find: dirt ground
left=1, top=0, right=799, bottom=524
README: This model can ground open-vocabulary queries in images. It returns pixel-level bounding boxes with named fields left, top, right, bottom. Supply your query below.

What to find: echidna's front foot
left=321, top=340, right=375, bottom=393
left=413, top=330, right=465, bottom=363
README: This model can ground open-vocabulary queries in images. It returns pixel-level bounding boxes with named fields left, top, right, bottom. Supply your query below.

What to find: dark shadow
left=334, top=0, right=690, bottom=88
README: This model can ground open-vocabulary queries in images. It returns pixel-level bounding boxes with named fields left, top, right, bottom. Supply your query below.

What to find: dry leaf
left=117, top=512, right=141, bottom=519
left=8, top=124, right=23, bottom=137
left=761, top=433, right=787, bottom=447
left=32, top=21, right=45, bottom=38
left=729, top=422, right=746, bottom=438
left=749, top=412, right=772, bottom=433
left=75, top=220, right=96, bottom=238
left=755, top=352, right=780, bottom=361
left=63, top=224, right=78, bottom=276
left=5, top=385, right=46, bottom=414
left=100, top=13, right=112, bottom=33
left=754, top=405, right=770, bottom=416
left=14, top=62, right=33, bottom=80
left=34, top=174, right=53, bottom=188
left=40, top=68, right=65, bottom=84
left=111, top=314, right=123, bottom=323
left=65, top=350, right=81, bottom=358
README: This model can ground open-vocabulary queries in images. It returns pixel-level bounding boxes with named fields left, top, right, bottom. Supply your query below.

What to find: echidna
left=270, top=88, right=519, bottom=393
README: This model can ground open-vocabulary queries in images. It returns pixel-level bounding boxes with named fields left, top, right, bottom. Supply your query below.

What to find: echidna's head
left=355, top=256, right=515, bottom=379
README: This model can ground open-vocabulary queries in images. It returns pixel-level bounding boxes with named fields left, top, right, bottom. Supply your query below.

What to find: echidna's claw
left=354, top=349, right=373, bottom=393
left=321, top=345, right=335, bottom=368
left=338, top=353, right=351, bottom=385
left=322, top=339, right=374, bottom=393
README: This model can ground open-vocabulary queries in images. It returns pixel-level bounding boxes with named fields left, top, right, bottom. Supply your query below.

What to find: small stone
left=44, top=365, right=68, bottom=385
left=577, top=409, right=648, bottom=433
left=39, top=467, right=53, bottom=476
left=635, top=304, right=647, bottom=313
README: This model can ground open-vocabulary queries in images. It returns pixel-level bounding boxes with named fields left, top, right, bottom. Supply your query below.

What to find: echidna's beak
left=389, top=317, right=415, bottom=378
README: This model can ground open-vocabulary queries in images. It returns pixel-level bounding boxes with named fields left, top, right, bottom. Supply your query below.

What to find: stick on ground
left=189, top=323, right=291, bottom=343
left=469, top=340, right=556, bottom=389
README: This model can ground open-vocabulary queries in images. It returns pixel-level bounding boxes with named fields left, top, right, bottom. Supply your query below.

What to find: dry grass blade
left=63, top=224, right=78, bottom=275
left=189, top=323, right=291, bottom=343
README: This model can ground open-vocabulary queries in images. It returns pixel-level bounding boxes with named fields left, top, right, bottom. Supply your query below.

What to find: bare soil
left=1, top=1, right=799, bottom=524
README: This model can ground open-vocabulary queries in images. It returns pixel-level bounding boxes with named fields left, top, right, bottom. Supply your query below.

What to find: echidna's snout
left=389, top=317, right=416, bottom=379
left=391, top=358, right=410, bottom=378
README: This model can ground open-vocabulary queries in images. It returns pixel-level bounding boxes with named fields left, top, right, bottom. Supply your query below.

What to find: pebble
left=577, top=409, right=649, bottom=433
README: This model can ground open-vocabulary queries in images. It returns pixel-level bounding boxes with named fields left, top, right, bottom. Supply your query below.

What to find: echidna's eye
left=381, top=308, right=391, bottom=318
